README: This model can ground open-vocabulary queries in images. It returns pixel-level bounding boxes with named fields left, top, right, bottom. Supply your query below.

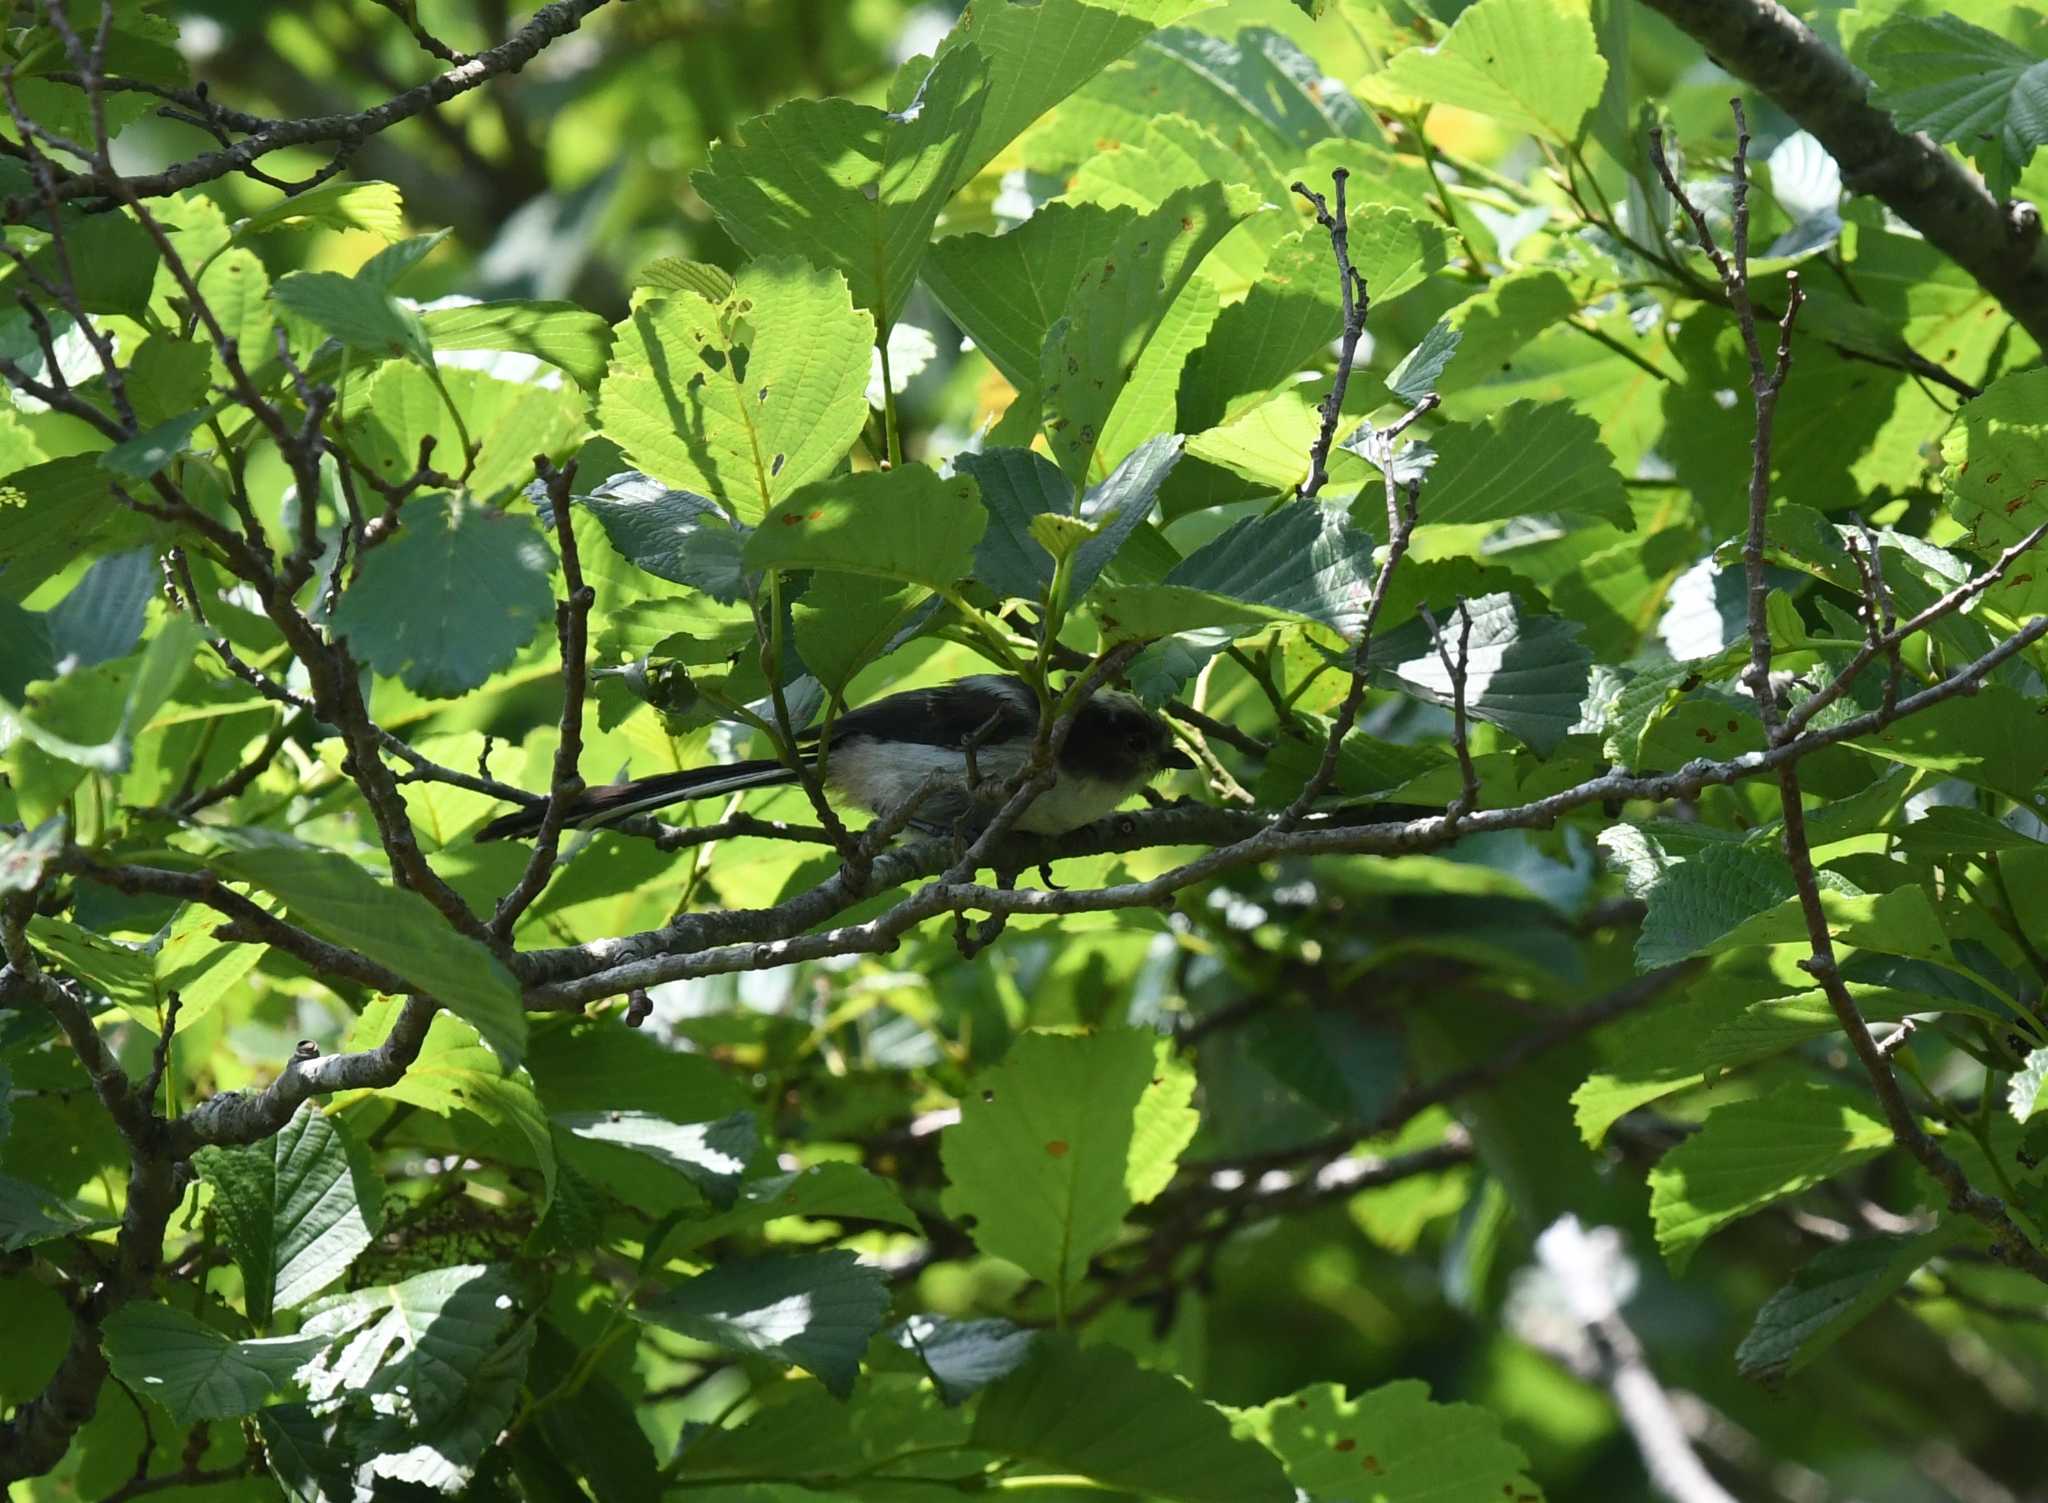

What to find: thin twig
left=492, top=457, right=593, bottom=940
left=1421, top=602, right=1480, bottom=822
left=1289, top=169, right=1369, bottom=500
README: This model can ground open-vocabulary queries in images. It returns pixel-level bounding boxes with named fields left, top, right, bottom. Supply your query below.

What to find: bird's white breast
left=825, top=737, right=1138, bottom=835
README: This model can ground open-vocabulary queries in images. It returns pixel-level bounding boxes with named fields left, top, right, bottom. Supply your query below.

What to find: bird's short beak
left=1161, top=749, right=1195, bottom=771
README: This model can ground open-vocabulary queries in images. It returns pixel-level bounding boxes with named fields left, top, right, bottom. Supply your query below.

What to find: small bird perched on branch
left=476, top=674, right=1190, bottom=842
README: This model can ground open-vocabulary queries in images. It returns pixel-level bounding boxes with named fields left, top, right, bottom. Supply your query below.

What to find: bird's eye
left=1126, top=732, right=1149, bottom=751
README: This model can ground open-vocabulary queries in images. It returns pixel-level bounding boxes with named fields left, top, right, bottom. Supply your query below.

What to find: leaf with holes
left=1233, top=1380, right=1537, bottom=1503
left=596, top=257, right=873, bottom=523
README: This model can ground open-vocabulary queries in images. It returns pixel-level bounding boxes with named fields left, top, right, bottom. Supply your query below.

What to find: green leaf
left=1865, top=14, right=2048, bottom=198
left=1187, top=389, right=1366, bottom=494
left=1091, top=502, right=1378, bottom=640
left=211, top=842, right=526, bottom=1069
left=1042, top=182, right=1258, bottom=484
left=272, top=269, right=431, bottom=363
left=552, top=1109, right=756, bottom=1206
left=596, top=257, right=874, bottom=523
left=972, top=1337, right=1292, bottom=1503
left=420, top=299, right=615, bottom=390
left=99, top=410, right=207, bottom=480
left=935, top=0, right=1211, bottom=183
left=0, top=456, right=148, bottom=605
left=1434, top=266, right=1580, bottom=392
left=8, top=615, right=202, bottom=824
left=298, top=1264, right=521, bottom=1426
left=2010, top=1048, right=2048, bottom=1123
left=359, top=1323, right=532, bottom=1493
left=895, top=1316, right=1037, bottom=1405
left=345, top=1002, right=555, bottom=1203
left=27, top=208, right=159, bottom=317
left=256, top=1404, right=354, bottom=1503
left=1233, top=1379, right=1538, bottom=1503
left=1940, top=368, right=2048, bottom=617
left=696, top=45, right=989, bottom=329
left=1381, top=0, right=1607, bottom=143
left=1386, top=318, right=1462, bottom=404
left=632, top=1250, right=891, bottom=1399
left=528, top=1323, right=663, bottom=1503
left=358, top=230, right=450, bottom=290
left=1181, top=208, right=1447, bottom=428
left=1112, top=27, right=1372, bottom=162
left=1367, top=594, right=1592, bottom=755
left=962, top=435, right=1182, bottom=602
left=1648, top=1086, right=1895, bottom=1271
left=745, top=464, right=986, bottom=591
left=197, top=248, right=276, bottom=384
left=192, top=1102, right=383, bottom=1327
left=672, top=1371, right=977, bottom=1481
left=0, top=816, right=62, bottom=894
left=1735, top=1224, right=1966, bottom=1381
left=1848, top=685, right=2048, bottom=803
left=0, top=1173, right=116, bottom=1251
left=330, top=495, right=556, bottom=699
left=636, top=258, right=735, bottom=302
left=1636, top=844, right=1796, bottom=971
left=150, top=902, right=263, bottom=1035
left=231, top=178, right=406, bottom=242
left=793, top=570, right=928, bottom=694
left=923, top=201, right=1136, bottom=395
left=1411, top=400, right=1632, bottom=531
left=100, top=1303, right=325, bottom=1426
left=670, top=1161, right=921, bottom=1254
left=940, top=1030, right=1196, bottom=1301
left=577, top=470, right=754, bottom=603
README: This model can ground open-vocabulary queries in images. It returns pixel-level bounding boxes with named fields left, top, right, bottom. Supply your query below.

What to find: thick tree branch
left=1635, top=0, right=2048, bottom=351
left=168, top=998, right=438, bottom=1154
left=514, top=615, right=2045, bottom=1006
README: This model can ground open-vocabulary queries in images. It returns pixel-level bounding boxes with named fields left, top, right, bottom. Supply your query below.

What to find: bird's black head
left=1060, top=690, right=1190, bottom=788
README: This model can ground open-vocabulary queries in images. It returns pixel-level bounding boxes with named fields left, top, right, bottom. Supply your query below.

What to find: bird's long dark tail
left=474, top=760, right=799, bottom=842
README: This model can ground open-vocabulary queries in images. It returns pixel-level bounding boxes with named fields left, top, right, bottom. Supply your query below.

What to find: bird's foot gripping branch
left=10, top=0, right=2048, bottom=1497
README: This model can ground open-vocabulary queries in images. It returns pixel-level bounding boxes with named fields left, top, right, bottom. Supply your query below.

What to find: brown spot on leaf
left=1335, top=1439, right=1356, bottom=1453
left=1045, top=1139, right=1069, bottom=1157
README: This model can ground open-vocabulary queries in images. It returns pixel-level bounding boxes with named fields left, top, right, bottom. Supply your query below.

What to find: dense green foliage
left=7, top=0, right=2048, bottom=1499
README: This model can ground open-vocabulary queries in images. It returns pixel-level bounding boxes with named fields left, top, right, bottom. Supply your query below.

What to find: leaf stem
left=877, top=330, right=902, bottom=468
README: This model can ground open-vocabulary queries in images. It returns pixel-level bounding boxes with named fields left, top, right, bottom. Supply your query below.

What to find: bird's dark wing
left=827, top=675, right=1036, bottom=750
